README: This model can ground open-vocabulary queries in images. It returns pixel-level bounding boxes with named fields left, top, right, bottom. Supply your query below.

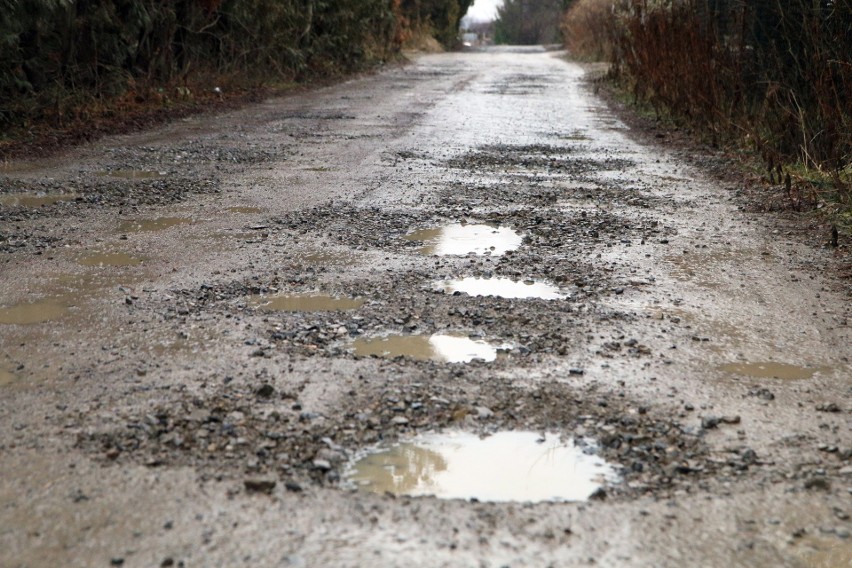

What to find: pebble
left=244, top=478, right=276, bottom=494
left=475, top=406, right=494, bottom=419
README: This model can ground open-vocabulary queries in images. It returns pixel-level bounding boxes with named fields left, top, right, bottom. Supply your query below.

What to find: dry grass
left=562, top=0, right=851, bottom=231
left=561, top=0, right=617, bottom=61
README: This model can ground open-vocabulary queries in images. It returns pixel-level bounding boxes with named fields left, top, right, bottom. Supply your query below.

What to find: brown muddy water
left=791, top=536, right=852, bottom=568
left=406, top=223, right=522, bottom=256
left=718, top=361, right=826, bottom=380
left=0, top=193, right=77, bottom=208
left=350, top=333, right=502, bottom=363
left=346, top=431, right=618, bottom=502
left=118, top=217, right=193, bottom=232
left=436, top=277, right=566, bottom=300
left=0, top=368, right=16, bottom=386
left=251, top=293, right=364, bottom=312
left=77, top=252, right=144, bottom=267
left=0, top=300, right=69, bottom=325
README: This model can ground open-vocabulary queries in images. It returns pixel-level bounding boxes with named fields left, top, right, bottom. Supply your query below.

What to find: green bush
left=0, top=0, right=403, bottom=127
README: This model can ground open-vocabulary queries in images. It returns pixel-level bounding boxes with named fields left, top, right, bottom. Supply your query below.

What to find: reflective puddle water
left=347, top=431, right=618, bottom=502
left=718, top=362, right=824, bottom=380
left=251, top=293, right=364, bottom=312
left=118, top=217, right=193, bottom=232
left=0, top=300, right=69, bottom=325
left=0, top=193, right=77, bottom=208
left=351, top=334, right=500, bottom=363
left=436, top=277, right=566, bottom=300
left=406, top=224, right=522, bottom=256
left=78, top=252, right=144, bottom=267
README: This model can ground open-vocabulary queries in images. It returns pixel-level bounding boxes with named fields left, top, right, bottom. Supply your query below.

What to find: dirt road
left=1, top=47, right=850, bottom=567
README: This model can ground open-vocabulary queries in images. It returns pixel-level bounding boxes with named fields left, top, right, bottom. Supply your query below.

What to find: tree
left=494, top=0, right=569, bottom=45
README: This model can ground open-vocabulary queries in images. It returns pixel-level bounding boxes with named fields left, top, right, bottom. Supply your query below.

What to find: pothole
left=78, top=252, right=144, bottom=267
left=0, top=193, right=78, bottom=208
left=346, top=431, right=618, bottom=502
left=718, top=361, right=824, bottom=380
left=0, top=300, right=69, bottom=325
left=0, top=367, right=16, bottom=386
left=250, top=293, right=364, bottom=312
left=118, top=217, right=193, bottom=232
left=350, top=333, right=502, bottom=363
left=405, top=223, right=522, bottom=256
left=791, top=536, right=852, bottom=567
left=436, top=277, right=567, bottom=299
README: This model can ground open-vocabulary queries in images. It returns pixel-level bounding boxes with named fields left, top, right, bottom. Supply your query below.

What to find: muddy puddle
left=718, top=361, right=826, bottom=381
left=0, top=300, right=69, bottom=325
left=251, top=293, right=364, bottom=312
left=405, top=223, right=522, bottom=256
left=0, top=193, right=77, bottom=208
left=118, top=217, right=193, bottom=232
left=436, top=277, right=566, bottom=300
left=347, top=431, right=618, bottom=502
left=96, top=169, right=167, bottom=180
left=792, top=536, right=852, bottom=568
left=351, top=333, right=502, bottom=363
left=0, top=367, right=16, bottom=386
left=78, top=252, right=144, bottom=267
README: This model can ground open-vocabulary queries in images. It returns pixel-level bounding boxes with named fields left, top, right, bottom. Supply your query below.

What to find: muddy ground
left=1, top=47, right=850, bottom=567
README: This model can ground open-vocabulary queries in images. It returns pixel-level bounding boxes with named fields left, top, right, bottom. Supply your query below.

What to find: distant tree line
left=401, top=0, right=473, bottom=46
left=0, top=0, right=470, bottom=131
left=494, top=0, right=569, bottom=45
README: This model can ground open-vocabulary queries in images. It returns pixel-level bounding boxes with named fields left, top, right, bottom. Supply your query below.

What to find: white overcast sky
left=465, top=0, right=504, bottom=21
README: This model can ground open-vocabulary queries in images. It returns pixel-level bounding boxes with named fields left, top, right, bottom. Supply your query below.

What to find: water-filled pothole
left=436, top=277, right=566, bottom=300
left=78, top=252, right=144, bottom=267
left=718, top=362, right=823, bottom=380
left=351, top=334, right=501, bottom=363
left=118, top=217, right=192, bottom=232
left=0, top=368, right=16, bottom=386
left=792, top=536, right=852, bottom=568
left=406, top=224, right=522, bottom=256
left=251, top=293, right=364, bottom=312
left=0, top=193, right=77, bottom=208
left=0, top=300, right=69, bottom=325
left=347, top=431, right=618, bottom=502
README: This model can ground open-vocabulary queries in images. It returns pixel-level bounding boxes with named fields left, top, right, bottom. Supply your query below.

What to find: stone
left=244, top=478, right=276, bottom=494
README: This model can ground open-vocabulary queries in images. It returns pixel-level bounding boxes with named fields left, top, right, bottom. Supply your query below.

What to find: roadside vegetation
left=0, top=0, right=470, bottom=159
left=562, top=0, right=852, bottom=237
